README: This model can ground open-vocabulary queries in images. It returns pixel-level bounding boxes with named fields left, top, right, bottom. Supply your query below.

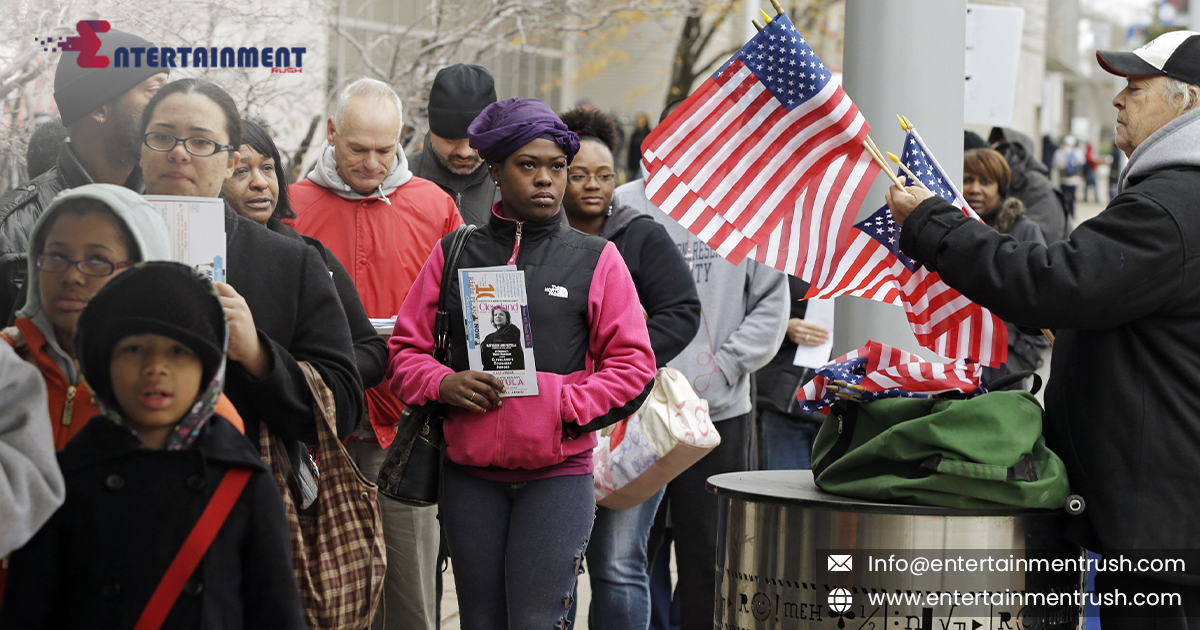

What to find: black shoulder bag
left=376, top=225, right=476, bottom=505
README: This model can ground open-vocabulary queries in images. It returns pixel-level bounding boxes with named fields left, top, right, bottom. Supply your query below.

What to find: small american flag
left=804, top=130, right=1009, bottom=368
left=798, top=341, right=985, bottom=415
left=640, top=14, right=879, bottom=271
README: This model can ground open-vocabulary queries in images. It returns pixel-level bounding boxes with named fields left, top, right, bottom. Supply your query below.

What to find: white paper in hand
left=793, top=299, right=835, bottom=369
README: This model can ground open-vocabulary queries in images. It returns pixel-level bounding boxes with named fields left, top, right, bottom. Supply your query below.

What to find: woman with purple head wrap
left=388, top=97, right=656, bottom=628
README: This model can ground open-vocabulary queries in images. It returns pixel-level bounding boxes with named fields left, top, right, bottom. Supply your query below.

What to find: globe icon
left=828, top=587, right=852, bottom=613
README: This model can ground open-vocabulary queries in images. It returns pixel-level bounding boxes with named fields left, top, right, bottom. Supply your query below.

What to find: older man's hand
left=885, top=177, right=935, bottom=226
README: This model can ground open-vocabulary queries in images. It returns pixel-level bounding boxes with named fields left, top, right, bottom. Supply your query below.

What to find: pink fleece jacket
left=387, top=239, right=655, bottom=473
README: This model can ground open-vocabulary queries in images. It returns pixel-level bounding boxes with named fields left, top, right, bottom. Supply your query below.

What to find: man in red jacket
left=290, top=78, right=461, bottom=630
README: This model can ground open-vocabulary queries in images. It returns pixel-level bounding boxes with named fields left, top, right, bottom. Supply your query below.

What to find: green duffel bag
left=810, top=384, right=1071, bottom=510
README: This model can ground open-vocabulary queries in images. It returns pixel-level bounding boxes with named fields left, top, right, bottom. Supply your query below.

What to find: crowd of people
left=0, top=23, right=1198, bottom=630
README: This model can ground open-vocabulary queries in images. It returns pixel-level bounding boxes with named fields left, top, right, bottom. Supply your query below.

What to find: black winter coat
left=0, top=417, right=305, bottom=630
left=0, top=141, right=143, bottom=321
left=755, top=275, right=822, bottom=420
left=223, top=205, right=364, bottom=443
left=266, top=218, right=386, bottom=389
left=409, top=141, right=501, bottom=227
left=900, top=167, right=1200, bottom=582
left=601, top=208, right=701, bottom=367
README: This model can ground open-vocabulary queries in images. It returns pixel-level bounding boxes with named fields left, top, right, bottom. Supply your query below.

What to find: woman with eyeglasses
left=557, top=108, right=700, bottom=630
left=138, top=78, right=363, bottom=446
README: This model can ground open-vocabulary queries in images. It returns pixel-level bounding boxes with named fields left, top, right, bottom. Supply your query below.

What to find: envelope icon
left=828, top=554, right=853, bottom=571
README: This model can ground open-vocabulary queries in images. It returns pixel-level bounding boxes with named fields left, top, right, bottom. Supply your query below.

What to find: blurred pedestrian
left=409, top=64, right=501, bottom=226
left=0, top=29, right=168, bottom=321
left=626, top=112, right=653, bottom=181
left=1084, top=141, right=1101, bottom=202
left=1054, top=135, right=1084, bottom=219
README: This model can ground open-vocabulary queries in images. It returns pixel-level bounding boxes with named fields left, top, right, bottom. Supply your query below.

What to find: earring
left=494, top=180, right=500, bottom=187
left=606, top=204, right=613, bottom=217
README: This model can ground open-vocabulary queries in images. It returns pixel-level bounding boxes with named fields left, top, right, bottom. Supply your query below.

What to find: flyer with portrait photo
left=459, top=266, right=538, bottom=397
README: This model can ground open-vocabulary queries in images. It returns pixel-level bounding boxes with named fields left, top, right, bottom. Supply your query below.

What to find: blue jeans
left=440, top=462, right=595, bottom=629
left=760, top=409, right=821, bottom=470
left=569, top=486, right=666, bottom=629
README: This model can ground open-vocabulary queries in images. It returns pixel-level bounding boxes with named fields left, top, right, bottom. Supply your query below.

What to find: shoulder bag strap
left=133, top=467, right=254, bottom=630
left=433, top=225, right=476, bottom=366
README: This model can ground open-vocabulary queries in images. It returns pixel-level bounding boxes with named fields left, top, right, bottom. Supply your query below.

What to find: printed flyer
left=143, top=195, right=227, bottom=281
left=459, top=266, right=538, bottom=397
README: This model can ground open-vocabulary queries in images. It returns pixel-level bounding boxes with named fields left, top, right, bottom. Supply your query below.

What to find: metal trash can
left=708, top=471, right=1083, bottom=629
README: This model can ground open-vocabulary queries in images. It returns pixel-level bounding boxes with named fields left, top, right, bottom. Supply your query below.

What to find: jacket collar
left=57, top=139, right=145, bottom=191
left=412, top=134, right=491, bottom=194
left=487, top=201, right=562, bottom=244
left=59, top=413, right=266, bottom=474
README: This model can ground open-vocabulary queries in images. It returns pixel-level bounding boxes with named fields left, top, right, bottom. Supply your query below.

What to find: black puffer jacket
left=0, top=141, right=143, bottom=320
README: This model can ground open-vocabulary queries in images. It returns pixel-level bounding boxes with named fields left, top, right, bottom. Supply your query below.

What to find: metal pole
left=835, top=0, right=968, bottom=360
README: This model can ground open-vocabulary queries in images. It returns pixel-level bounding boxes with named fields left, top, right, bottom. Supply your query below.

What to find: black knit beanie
left=428, top=64, right=497, bottom=140
left=54, top=28, right=168, bottom=126
left=74, top=262, right=225, bottom=407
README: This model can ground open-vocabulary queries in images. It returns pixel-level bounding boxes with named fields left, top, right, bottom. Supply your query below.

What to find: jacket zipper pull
left=62, top=385, right=76, bottom=426
left=456, top=191, right=463, bottom=209
left=508, top=221, right=523, bottom=265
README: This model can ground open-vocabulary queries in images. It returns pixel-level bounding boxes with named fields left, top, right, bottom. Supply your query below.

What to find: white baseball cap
left=1097, top=31, right=1200, bottom=84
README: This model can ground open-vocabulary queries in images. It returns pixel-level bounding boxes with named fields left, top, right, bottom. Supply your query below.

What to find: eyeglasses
left=568, top=172, right=616, bottom=185
left=143, top=131, right=235, bottom=157
left=36, top=254, right=133, bottom=277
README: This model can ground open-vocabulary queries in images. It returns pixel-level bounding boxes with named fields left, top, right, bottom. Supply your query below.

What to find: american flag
left=798, top=341, right=985, bottom=415
left=640, top=14, right=879, bottom=272
left=803, top=130, right=1009, bottom=368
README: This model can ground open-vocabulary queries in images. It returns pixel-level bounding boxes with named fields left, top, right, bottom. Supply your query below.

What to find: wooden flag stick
left=752, top=19, right=765, bottom=31
left=863, top=136, right=906, bottom=189
left=770, top=0, right=785, bottom=15
left=887, top=152, right=928, bottom=190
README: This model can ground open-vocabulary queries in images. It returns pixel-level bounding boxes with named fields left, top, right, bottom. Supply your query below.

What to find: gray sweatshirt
left=0, top=342, right=64, bottom=556
left=615, top=180, right=789, bottom=421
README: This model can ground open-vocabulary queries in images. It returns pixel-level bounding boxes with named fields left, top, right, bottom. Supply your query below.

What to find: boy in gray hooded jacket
left=614, top=179, right=788, bottom=630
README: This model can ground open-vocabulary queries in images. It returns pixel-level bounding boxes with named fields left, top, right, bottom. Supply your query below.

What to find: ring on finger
left=470, top=391, right=478, bottom=403
left=805, top=333, right=811, bottom=342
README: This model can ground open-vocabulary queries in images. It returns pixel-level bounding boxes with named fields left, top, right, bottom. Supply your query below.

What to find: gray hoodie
left=614, top=180, right=789, bottom=421
left=307, top=141, right=413, bottom=203
left=1118, top=107, right=1200, bottom=194
left=14, top=184, right=172, bottom=383
left=0, top=342, right=64, bottom=556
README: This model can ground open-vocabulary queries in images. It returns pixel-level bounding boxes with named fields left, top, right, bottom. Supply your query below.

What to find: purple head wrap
left=468, top=97, right=580, bottom=164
